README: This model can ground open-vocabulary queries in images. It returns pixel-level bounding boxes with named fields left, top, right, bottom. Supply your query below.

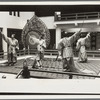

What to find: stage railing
left=0, top=49, right=100, bottom=59
left=15, top=68, right=100, bottom=79
left=55, top=12, right=100, bottom=21
left=0, top=49, right=100, bottom=79
left=29, top=69, right=100, bottom=79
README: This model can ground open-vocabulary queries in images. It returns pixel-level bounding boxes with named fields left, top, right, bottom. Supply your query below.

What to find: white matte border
left=0, top=1, right=100, bottom=5
left=0, top=1, right=100, bottom=99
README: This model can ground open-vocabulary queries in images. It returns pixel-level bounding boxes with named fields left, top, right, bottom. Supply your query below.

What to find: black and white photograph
left=1, top=1, right=100, bottom=98
left=0, top=3, right=100, bottom=79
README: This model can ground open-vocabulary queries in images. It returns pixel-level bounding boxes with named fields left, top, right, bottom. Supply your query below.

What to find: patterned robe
left=76, top=34, right=90, bottom=62
left=57, top=30, right=82, bottom=72
left=2, top=34, right=19, bottom=64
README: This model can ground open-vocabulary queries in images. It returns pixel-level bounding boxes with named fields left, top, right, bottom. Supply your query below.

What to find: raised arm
left=57, top=39, right=63, bottom=51
left=69, top=29, right=82, bottom=44
left=0, top=30, right=9, bottom=43
left=84, top=32, right=91, bottom=40
left=76, top=39, right=81, bottom=50
left=42, top=40, right=46, bottom=49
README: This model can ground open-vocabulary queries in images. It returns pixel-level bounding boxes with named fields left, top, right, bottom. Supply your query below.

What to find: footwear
left=11, top=63, right=14, bottom=66
left=32, top=66, right=38, bottom=69
left=64, top=68, right=71, bottom=72
left=32, top=64, right=38, bottom=69
left=63, top=67, right=67, bottom=69
left=39, top=66, right=42, bottom=69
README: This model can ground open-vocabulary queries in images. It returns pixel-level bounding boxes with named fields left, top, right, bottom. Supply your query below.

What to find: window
left=9, top=11, right=12, bottom=15
left=9, top=11, right=20, bottom=17
left=17, top=11, right=20, bottom=17
left=14, top=11, right=16, bottom=16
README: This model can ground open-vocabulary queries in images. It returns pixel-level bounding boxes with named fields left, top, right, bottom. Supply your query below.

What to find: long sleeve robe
left=2, top=34, right=19, bottom=54
left=57, top=30, right=81, bottom=58
left=30, top=37, right=46, bottom=60
left=76, top=33, right=90, bottom=62
left=57, top=30, right=82, bottom=73
left=2, top=34, right=19, bottom=63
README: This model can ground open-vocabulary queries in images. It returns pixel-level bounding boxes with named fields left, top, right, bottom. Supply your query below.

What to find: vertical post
left=56, top=28, right=61, bottom=49
left=76, top=13, right=78, bottom=19
left=2, top=27, right=7, bottom=53
left=55, top=12, right=61, bottom=21
left=98, top=12, right=99, bottom=18
left=24, top=48, right=25, bottom=55
left=69, top=74, right=73, bottom=79
left=28, top=45, right=30, bottom=55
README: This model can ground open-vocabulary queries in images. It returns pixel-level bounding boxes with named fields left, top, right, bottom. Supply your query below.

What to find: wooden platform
left=0, top=57, right=100, bottom=79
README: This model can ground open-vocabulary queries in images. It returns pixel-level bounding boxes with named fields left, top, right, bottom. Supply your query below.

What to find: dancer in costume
left=57, top=29, right=82, bottom=72
left=76, top=32, right=91, bottom=63
left=29, top=34, right=46, bottom=69
left=0, top=30, right=19, bottom=66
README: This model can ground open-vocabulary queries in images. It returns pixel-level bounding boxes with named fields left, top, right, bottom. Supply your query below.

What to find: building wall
left=0, top=12, right=34, bottom=52
left=1, top=11, right=100, bottom=52
left=40, top=16, right=55, bottom=29
left=40, top=16, right=100, bottom=49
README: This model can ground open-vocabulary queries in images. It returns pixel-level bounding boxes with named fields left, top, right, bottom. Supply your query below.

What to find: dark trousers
left=8, top=53, right=17, bottom=64
left=63, top=58, right=71, bottom=71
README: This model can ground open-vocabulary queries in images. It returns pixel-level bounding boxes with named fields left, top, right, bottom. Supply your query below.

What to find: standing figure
left=36, top=34, right=46, bottom=68
left=31, top=34, right=46, bottom=69
left=76, top=32, right=90, bottom=63
left=57, top=29, right=82, bottom=72
left=1, top=30, right=19, bottom=66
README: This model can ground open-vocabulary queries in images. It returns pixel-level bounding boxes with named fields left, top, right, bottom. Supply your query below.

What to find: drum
left=21, top=15, right=50, bottom=49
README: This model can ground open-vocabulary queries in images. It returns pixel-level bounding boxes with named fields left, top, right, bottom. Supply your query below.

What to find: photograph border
left=0, top=0, right=100, bottom=99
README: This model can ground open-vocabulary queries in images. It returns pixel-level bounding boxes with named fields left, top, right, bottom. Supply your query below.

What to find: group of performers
left=0, top=28, right=91, bottom=73
left=57, top=29, right=90, bottom=72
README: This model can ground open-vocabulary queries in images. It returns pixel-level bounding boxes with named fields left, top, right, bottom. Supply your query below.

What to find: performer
left=30, top=34, right=46, bottom=69
left=36, top=34, right=46, bottom=68
left=0, top=30, right=19, bottom=66
left=21, top=59, right=30, bottom=78
left=57, top=29, right=82, bottom=72
left=76, top=32, right=91, bottom=63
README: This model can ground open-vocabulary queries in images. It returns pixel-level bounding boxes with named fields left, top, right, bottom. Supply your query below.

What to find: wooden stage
left=0, top=55, right=100, bottom=79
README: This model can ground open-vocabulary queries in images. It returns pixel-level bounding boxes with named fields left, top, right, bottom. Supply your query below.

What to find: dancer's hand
left=87, top=32, right=91, bottom=37
left=23, top=48, right=25, bottom=50
left=88, top=32, right=91, bottom=35
left=80, top=28, right=82, bottom=32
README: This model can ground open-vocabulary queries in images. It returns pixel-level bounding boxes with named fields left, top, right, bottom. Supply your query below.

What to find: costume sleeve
left=69, top=30, right=82, bottom=44
left=76, top=39, right=81, bottom=50
left=16, top=40, right=19, bottom=50
left=57, top=39, right=63, bottom=51
left=84, top=33, right=90, bottom=41
left=42, top=40, right=46, bottom=48
left=2, top=34, right=9, bottom=44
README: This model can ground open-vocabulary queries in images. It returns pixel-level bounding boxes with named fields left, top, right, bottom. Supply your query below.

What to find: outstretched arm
left=84, top=32, right=91, bottom=40
left=76, top=39, right=81, bottom=50
left=41, top=40, right=46, bottom=49
left=69, top=29, right=82, bottom=43
left=0, top=30, right=9, bottom=43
